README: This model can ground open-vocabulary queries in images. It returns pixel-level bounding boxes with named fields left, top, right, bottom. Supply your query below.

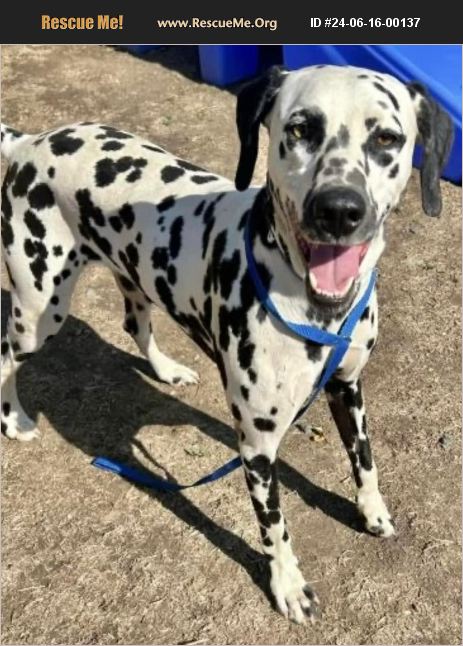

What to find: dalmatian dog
left=1, top=65, right=453, bottom=623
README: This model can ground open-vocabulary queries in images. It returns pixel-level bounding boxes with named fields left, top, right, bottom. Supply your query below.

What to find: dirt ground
left=0, top=45, right=461, bottom=645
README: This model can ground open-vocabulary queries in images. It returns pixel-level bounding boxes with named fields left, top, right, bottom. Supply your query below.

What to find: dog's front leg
left=238, top=430, right=319, bottom=623
left=325, top=377, right=395, bottom=537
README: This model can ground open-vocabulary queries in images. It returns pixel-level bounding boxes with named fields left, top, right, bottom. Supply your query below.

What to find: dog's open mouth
left=296, top=234, right=369, bottom=306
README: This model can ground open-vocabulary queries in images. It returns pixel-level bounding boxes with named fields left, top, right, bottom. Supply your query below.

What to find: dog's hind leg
left=1, top=183, right=83, bottom=439
left=1, top=248, right=83, bottom=439
left=325, top=376, right=395, bottom=537
left=114, top=274, right=199, bottom=385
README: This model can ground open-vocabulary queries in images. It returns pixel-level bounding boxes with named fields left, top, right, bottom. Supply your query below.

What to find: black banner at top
left=0, top=0, right=462, bottom=44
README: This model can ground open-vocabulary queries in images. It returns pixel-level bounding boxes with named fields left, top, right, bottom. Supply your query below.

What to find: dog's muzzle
left=294, top=187, right=372, bottom=305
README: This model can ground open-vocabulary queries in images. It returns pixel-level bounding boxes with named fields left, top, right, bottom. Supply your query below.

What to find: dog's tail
left=1, top=124, right=31, bottom=160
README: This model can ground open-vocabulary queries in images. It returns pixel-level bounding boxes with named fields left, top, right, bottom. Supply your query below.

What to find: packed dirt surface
left=1, top=45, right=461, bottom=644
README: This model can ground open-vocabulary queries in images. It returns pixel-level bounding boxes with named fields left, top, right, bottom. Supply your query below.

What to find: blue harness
left=92, top=215, right=376, bottom=492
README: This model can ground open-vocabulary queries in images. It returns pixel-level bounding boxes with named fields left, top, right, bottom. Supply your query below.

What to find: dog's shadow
left=1, top=288, right=362, bottom=604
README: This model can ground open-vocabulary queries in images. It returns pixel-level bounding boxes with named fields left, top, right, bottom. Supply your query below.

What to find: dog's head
left=235, top=65, right=453, bottom=315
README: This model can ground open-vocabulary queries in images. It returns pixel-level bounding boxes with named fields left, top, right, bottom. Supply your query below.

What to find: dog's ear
left=407, top=82, right=454, bottom=216
left=235, top=65, right=287, bottom=191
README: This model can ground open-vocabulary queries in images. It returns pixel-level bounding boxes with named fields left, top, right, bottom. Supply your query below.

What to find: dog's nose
left=306, top=188, right=366, bottom=240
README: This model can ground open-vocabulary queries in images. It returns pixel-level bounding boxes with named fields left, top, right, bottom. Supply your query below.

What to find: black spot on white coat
left=49, top=128, right=84, bottom=156
left=161, top=166, right=185, bottom=184
left=28, top=184, right=55, bottom=210
left=13, top=163, right=36, bottom=197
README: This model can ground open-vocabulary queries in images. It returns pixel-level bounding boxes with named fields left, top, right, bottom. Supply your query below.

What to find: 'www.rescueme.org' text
left=156, top=17, right=278, bottom=31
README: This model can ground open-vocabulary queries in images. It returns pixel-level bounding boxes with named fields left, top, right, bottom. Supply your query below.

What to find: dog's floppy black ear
left=235, top=65, right=287, bottom=191
left=407, top=82, right=454, bottom=216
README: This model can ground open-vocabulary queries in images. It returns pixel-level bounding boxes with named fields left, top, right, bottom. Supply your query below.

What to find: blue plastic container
left=283, top=45, right=461, bottom=183
left=124, top=45, right=161, bottom=55
left=198, top=45, right=260, bottom=87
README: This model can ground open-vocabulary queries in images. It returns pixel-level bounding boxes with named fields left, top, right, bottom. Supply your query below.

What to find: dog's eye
left=288, top=124, right=305, bottom=140
left=375, top=132, right=397, bottom=147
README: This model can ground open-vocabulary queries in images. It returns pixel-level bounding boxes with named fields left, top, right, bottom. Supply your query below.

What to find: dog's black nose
left=306, top=188, right=366, bottom=240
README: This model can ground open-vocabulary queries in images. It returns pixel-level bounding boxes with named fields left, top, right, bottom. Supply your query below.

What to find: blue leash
left=92, top=214, right=376, bottom=491
left=92, top=454, right=242, bottom=492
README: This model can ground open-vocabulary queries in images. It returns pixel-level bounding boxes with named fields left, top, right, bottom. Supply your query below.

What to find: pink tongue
left=309, top=244, right=365, bottom=295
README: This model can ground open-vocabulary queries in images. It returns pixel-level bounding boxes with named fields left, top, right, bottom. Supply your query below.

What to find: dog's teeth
left=309, top=274, right=353, bottom=299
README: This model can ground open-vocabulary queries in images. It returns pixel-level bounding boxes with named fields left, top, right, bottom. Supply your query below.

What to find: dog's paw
left=357, top=491, right=395, bottom=538
left=2, top=411, right=40, bottom=442
left=153, top=355, right=199, bottom=386
left=270, top=561, right=320, bottom=624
